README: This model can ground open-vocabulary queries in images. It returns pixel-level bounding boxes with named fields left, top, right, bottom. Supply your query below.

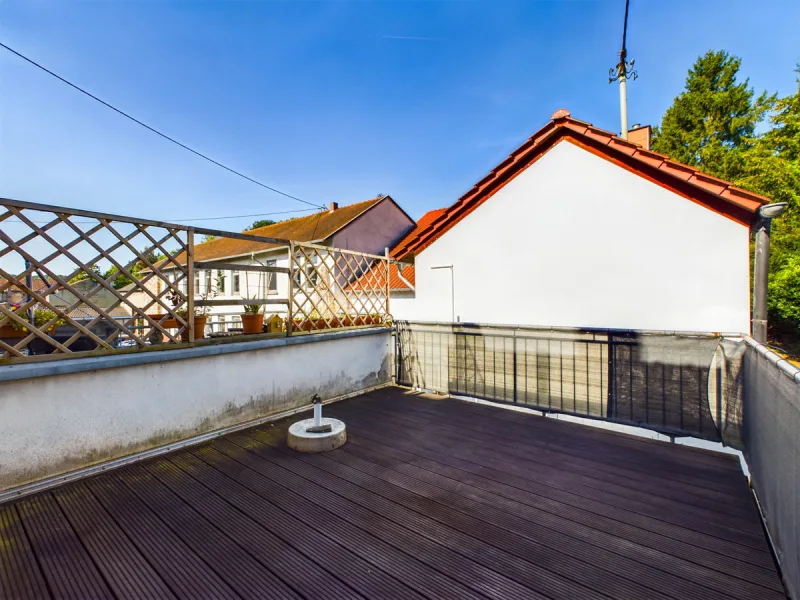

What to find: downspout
left=393, top=262, right=415, bottom=292
left=752, top=203, right=788, bottom=343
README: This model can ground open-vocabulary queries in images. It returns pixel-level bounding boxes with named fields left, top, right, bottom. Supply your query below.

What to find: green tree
left=202, top=234, right=218, bottom=243
left=736, top=68, right=800, bottom=347
left=68, top=265, right=102, bottom=284
left=652, top=50, right=774, bottom=182
left=102, top=250, right=159, bottom=289
left=654, top=55, right=800, bottom=350
left=248, top=219, right=276, bottom=230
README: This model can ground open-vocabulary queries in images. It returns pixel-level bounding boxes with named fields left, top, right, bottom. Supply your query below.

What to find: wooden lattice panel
left=0, top=200, right=190, bottom=360
left=290, top=243, right=389, bottom=330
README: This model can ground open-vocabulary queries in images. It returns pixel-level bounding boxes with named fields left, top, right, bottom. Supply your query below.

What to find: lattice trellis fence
left=0, top=199, right=393, bottom=363
left=0, top=199, right=192, bottom=360
left=288, top=242, right=390, bottom=332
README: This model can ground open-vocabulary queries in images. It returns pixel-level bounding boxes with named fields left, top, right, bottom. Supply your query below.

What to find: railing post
left=186, top=228, right=195, bottom=344
left=607, top=336, right=614, bottom=419
left=512, top=333, right=517, bottom=404
left=384, top=247, right=390, bottom=320
left=286, top=241, right=294, bottom=336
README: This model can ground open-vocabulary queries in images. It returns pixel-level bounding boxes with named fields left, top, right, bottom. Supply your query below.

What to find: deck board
left=0, top=386, right=787, bottom=599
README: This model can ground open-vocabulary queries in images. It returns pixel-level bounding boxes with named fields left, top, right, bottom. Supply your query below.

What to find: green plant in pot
left=7, top=308, right=66, bottom=335
left=241, top=302, right=264, bottom=335
left=166, top=273, right=221, bottom=341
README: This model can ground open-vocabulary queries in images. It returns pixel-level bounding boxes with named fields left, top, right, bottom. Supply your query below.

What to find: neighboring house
left=388, top=109, right=769, bottom=333
left=49, top=279, right=122, bottom=313
left=0, top=277, right=58, bottom=306
left=347, top=208, right=446, bottom=318
left=162, top=195, right=415, bottom=333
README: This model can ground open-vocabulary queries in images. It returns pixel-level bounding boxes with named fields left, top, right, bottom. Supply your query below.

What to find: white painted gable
left=394, top=139, right=750, bottom=333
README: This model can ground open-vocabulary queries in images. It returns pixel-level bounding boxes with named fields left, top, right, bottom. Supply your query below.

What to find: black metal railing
left=395, top=321, right=724, bottom=441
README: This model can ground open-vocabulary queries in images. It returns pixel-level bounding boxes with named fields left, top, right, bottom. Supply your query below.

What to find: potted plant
left=166, top=271, right=222, bottom=341
left=1, top=306, right=65, bottom=337
left=171, top=308, right=207, bottom=341
left=241, top=302, right=264, bottom=335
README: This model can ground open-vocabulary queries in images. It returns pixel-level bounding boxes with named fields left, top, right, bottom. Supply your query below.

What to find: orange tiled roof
left=393, top=110, right=769, bottom=260
left=0, top=276, right=58, bottom=295
left=167, top=197, right=386, bottom=266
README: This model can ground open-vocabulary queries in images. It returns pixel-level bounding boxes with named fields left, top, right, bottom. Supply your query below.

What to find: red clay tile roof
left=393, top=111, right=770, bottom=260
left=167, top=196, right=387, bottom=266
left=0, top=276, right=58, bottom=295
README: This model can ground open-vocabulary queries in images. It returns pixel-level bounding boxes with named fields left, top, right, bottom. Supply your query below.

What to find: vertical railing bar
left=698, top=365, right=704, bottom=435
left=663, top=357, right=668, bottom=429
left=442, top=330, right=445, bottom=392
left=492, top=336, right=496, bottom=399
left=512, top=333, right=517, bottom=404
left=600, top=342, right=605, bottom=418
left=586, top=341, right=590, bottom=415
left=483, top=335, right=487, bottom=397
left=629, top=344, right=634, bottom=422
left=679, top=364, right=684, bottom=431
left=607, top=339, right=613, bottom=420
left=524, top=338, right=528, bottom=405
left=186, top=228, right=195, bottom=344
left=645, top=348, right=649, bottom=424
left=473, top=335, right=477, bottom=397
left=384, top=247, right=390, bottom=321
left=455, top=332, right=460, bottom=395
left=286, top=241, right=294, bottom=336
left=572, top=341, right=577, bottom=414
left=560, top=340, right=564, bottom=411
left=535, top=339, right=539, bottom=404
left=506, top=336, right=510, bottom=402
left=547, top=339, right=552, bottom=409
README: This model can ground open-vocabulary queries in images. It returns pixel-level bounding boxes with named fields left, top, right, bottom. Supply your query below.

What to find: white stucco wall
left=393, top=140, right=751, bottom=333
left=0, top=329, right=391, bottom=492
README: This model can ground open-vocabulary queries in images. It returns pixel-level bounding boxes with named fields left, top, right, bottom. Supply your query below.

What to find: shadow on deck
left=0, top=386, right=785, bottom=599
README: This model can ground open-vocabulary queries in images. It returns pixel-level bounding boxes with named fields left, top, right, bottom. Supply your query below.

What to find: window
left=205, top=270, right=212, bottom=294
left=218, top=315, right=226, bottom=333
left=217, top=270, right=226, bottom=295
left=232, top=271, right=240, bottom=294
left=267, top=260, right=278, bottom=293
left=194, top=270, right=201, bottom=293
left=293, top=258, right=318, bottom=290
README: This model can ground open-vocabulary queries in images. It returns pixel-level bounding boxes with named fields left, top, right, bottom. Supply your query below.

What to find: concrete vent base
left=287, top=418, right=347, bottom=453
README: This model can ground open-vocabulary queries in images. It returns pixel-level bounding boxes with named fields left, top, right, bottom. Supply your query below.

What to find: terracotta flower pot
left=0, top=325, right=26, bottom=338
left=241, top=313, right=264, bottom=335
left=180, top=316, right=207, bottom=341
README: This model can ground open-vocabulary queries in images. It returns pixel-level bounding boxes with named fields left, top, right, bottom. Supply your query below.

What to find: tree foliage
left=653, top=53, right=800, bottom=348
left=652, top=50, right=775, bottom=182
left=248, top=219, right=276, bottom=230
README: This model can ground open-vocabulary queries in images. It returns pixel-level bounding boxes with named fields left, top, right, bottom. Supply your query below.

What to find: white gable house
left=390, top=110, right=767, bottom=334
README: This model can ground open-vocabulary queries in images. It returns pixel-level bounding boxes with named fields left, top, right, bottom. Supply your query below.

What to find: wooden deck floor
left=0, top=386, right=785, bottom=599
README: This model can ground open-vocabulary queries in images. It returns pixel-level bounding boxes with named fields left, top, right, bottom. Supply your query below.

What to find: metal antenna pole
left=609, top=0, right=636, bottom=139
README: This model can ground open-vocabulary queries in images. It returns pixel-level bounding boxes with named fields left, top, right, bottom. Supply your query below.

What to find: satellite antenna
left=608, top=0, right=637, bottom=139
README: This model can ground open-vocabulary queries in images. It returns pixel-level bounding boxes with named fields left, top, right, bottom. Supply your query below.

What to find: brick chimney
left=329, top=202, right=338, bottom=213
left=627, top=124, right=651, bottom=150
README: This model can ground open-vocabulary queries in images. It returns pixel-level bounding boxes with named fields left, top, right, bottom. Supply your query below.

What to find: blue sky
left=1, top=0, right=799, bottom=231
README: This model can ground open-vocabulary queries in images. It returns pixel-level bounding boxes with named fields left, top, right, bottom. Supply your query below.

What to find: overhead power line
left=171, top=207, right=318, bottom=223
left=7, top=206, right=319, bottom=226
left=0, top=41, right=325, bottom=210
